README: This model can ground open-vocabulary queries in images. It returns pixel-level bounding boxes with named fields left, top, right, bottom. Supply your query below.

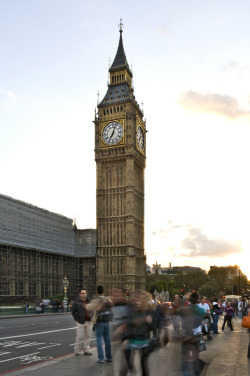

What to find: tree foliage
left=208, top=267, right=228, bottom=291
left=199, top=281, right=219, bottom=298
left=146, top=274, right=178, bottom=298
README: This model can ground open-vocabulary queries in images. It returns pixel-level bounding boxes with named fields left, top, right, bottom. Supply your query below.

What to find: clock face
left=137, top=126, right=144, bottom=150
left=102, top=121, right=123, bottom=145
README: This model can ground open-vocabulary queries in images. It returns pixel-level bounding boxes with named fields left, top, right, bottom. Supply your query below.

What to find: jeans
left=181, top=343, right=200, bottom=376
left=213, top=314, right=219, bottom=333
left=95, top=321, right=112, bottom=361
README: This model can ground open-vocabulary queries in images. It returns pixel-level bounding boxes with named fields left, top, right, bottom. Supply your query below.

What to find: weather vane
left=119, top=18, right=123, bottom=33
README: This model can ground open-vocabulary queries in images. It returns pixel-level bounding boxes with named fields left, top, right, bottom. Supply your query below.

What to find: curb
left=0, top=313, right=71, bottom=320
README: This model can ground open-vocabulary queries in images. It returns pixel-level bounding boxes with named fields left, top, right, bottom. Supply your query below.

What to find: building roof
left=98, top=24, right=142, bottom=116
left=109, top=29, right=133, bottom=76
left=99, top=83, right=134, bottom=107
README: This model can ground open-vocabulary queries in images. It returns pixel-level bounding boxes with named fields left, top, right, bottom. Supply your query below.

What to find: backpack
left=96, top=299, right=113, bottom=323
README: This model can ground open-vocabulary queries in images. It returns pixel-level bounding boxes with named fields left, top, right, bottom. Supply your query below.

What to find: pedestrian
left=25, top=302, right=29, bottom=314
left=121, top=291, right=155, bottom=376
left=110, top=287, right=131, bottom=376
left=222, top=301, right=234, bottom=331
left=198, top=296, right=212, bottom=340
left=238, top=298, right=243, bottom=319
left=71, top=288, right=92, bottom=356
left=180, top=291, right=205, bottom=376
left=212, top=298, right=223, bottom=334
left=171, top=295, right=181, bottom=334
left=242, top=297, right=248, bottom=317
left=86, top=285, right=112, bottom=363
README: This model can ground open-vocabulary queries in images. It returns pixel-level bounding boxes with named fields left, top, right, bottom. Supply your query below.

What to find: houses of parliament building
left=0, top=22, right=146, bottom=304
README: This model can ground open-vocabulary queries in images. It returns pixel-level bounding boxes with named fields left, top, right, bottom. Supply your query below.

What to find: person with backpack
left=86, top=285, right=112, bottom=363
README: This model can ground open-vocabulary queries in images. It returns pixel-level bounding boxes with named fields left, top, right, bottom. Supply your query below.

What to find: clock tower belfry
left=94, top=20, right=146, bottom=295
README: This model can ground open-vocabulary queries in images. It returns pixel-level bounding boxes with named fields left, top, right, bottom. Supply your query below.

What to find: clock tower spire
left=94, top=21, right=146, bottom=295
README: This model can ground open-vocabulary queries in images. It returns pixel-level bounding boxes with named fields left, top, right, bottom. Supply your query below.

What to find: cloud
left=153, top=221, right=242, bottom=259
left=153, top=220, right=182, bottom=238
left=217, top=60, right=249, bottom=73
left=180, top=225, right=242, bottom=258
left=7, top=91, right=16, bottom=103
left=157, top=25, right=171, bottom=38
left=0, top=89, right=17, bottom=105
left=179, top=90, right=250, bottom=119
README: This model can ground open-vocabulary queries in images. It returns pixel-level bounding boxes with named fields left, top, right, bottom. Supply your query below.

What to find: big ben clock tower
left=94, top=20, right=146, bottom=294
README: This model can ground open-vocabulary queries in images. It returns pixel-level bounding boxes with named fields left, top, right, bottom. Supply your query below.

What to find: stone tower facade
left=94, top=21, right=146, bottom=295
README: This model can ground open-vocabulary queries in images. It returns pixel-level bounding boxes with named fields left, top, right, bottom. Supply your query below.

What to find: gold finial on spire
left=119, top=18, right=123, bottom=33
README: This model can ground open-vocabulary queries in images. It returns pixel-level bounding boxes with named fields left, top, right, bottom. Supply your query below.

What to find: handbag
left=241, top=315, right=250, bottom=329
left=222, top=312, right=226, bottom=316
left=196, top=333, right=207, bottom=352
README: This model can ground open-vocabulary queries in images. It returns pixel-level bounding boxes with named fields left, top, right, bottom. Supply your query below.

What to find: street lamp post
left=239, top=268, right=241, bottom=295
left=62, top=276, right=69, bottom=300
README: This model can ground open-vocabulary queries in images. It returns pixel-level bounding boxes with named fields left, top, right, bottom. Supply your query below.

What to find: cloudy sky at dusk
left=1, top=1, right=250, bottom=278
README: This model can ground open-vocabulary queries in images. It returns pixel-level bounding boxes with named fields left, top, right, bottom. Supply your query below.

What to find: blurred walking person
left=110, top=288, right=131, bottom=376
left=171, top=295, right=181, bottom=334
left=122, top=291, right=156, bottom=376
left=180, top=291, right=205, bottom=376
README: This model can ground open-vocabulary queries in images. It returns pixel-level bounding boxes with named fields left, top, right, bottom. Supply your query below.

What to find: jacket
left=71, top=297, right=90, bottom=324
left=86, top=295, right=112, bottom=325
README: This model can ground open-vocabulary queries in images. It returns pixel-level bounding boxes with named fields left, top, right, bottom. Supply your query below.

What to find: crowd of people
left=71, top=286, right=250, bottom=376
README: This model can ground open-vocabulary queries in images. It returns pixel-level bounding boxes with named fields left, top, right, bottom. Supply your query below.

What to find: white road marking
left=0, top=352, right=11, bottom=356
left=20, top=354, right=53, bottom=364
left=16, top=342, right=46, bottom=348
left=0, top=341, right=22, bottom=347
left=38, top=344, right=61, bottom=349
left=0, top=352, right=40, bottom=363
left=0, top=327, right=76, bottom=340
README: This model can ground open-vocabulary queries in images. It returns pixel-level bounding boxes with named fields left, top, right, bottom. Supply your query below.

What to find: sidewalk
left=200, top=316, right=250, bottom=375
left=2, top=317, right=250, bottom=376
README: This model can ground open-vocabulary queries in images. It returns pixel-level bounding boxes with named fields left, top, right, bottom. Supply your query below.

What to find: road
left=0, top=314, right=94, bottom=374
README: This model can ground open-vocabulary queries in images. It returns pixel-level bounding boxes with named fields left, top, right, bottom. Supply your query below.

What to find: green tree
left=146, top=274, right=178, bottom=298
left=208, top=267, right=228, bottom=292
left=199, top=281, right=219, bottom=298
left=174, top=271, right=209, bottom=293
left=232, top=274, right=248, bottom=295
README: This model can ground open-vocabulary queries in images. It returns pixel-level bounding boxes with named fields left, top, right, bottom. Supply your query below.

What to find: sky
left=1, top=0, right=250, bottom=279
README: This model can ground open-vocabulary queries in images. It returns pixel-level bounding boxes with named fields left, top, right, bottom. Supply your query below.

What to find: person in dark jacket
left=212, top=298, right=223, bottom=334
left=222, top=301, right=234, bottom=331
left=71, top=288, right=92, bottom=355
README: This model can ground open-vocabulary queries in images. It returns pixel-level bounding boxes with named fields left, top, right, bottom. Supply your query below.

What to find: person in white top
left=198, top=296, right=210, bottom=314
left=198, top=296, right=213, bottom=340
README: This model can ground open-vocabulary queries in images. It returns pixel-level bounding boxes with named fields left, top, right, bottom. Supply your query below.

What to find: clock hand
left=109, top=128, right=115, bottom=141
